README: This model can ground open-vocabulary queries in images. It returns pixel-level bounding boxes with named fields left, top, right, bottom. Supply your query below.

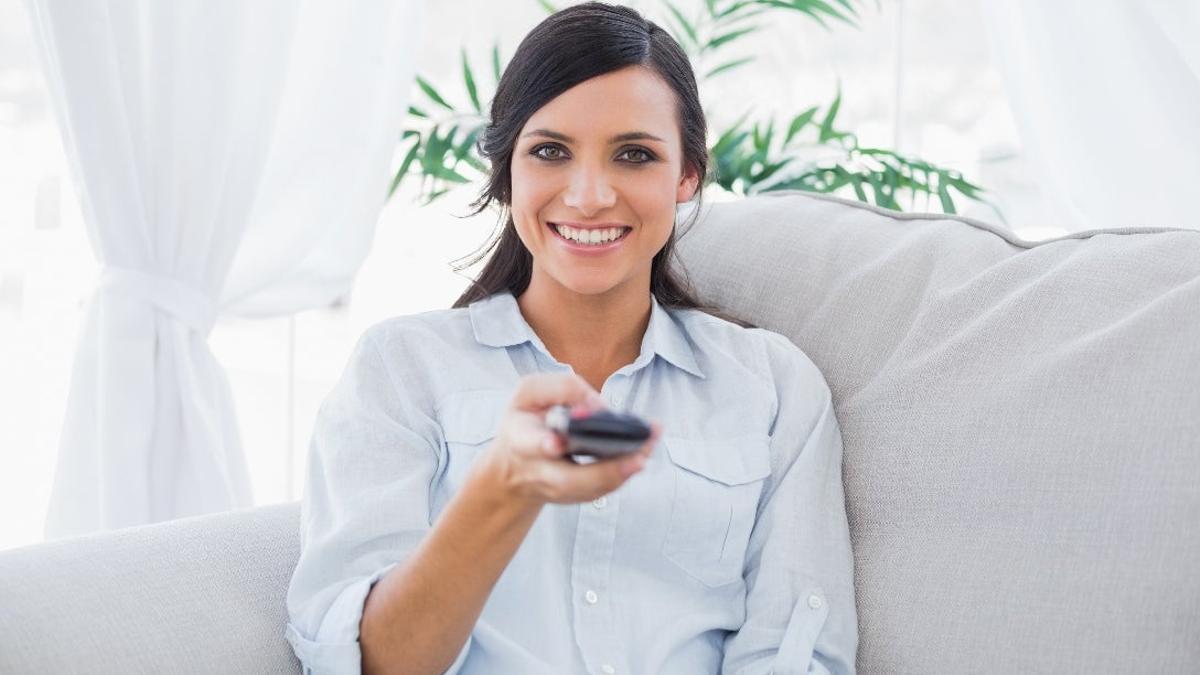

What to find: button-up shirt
left=285, top=288, right=858, bottom=674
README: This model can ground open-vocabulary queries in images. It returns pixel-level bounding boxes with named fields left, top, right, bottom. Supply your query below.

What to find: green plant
left=708, top=85, right=989, bottom=215
left=390, top=0, right=996, bottom=218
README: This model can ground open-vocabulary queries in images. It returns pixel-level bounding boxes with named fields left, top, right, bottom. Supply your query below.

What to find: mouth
left=547, top=222, right=633, bottom=254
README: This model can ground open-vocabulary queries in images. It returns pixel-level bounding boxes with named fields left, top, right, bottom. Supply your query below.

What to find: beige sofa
left=1, top=191, right=1197, bottom=673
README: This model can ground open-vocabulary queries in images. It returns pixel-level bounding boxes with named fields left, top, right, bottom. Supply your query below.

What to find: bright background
left=1, top=0, right=1071, bottom=551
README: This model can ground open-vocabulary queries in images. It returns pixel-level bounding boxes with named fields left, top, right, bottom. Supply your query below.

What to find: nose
left=561, top=163, right=617, bottom=217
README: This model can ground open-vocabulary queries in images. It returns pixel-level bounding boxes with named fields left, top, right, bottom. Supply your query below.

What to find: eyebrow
left=520, top=129, right=666, bottom=144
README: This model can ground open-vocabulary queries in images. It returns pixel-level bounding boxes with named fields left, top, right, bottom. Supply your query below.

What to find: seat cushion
left=0, top=501, right=302, bottom=674
left=675, top=190, right=1200, bottom=673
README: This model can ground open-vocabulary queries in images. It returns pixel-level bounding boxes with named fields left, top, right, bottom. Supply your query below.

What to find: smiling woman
left=449, top=2, right=746, bottom=326
left=284, top=3, right=859, bottom=674
left=511, top=66, right=692, bottom=302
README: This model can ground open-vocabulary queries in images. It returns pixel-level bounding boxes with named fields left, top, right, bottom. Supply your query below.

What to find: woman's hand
left=476, top=372, right=661, bottom=506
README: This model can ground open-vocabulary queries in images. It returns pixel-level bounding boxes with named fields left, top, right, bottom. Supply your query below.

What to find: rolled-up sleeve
left=284, top=325, right=471, bottom=675
left=722, top=332, right=859, bottom=674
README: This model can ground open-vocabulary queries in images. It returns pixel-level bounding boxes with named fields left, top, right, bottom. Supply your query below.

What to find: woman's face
left=510, top=65, right=699, bottom=298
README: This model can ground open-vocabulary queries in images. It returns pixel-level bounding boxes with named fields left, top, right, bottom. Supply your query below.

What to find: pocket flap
left=664, top=435, right=771, bottom=486
left=437, top=388, right=510, bottom=445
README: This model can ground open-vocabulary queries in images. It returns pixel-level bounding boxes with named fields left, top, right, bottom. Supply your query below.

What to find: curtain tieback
left=98, top=265, right=219, bottom=336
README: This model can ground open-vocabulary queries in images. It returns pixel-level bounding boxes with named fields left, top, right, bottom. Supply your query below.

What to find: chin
left=552, top=271, right=628, bottom=297
left=559, top=279, right=618, bottom=296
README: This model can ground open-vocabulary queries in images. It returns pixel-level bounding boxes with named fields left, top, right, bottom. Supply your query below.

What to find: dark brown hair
left=448, top=1, right=753, bottom=329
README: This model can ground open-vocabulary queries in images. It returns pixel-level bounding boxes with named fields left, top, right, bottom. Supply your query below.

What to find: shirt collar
left=468, top=288, right=705, bottom=379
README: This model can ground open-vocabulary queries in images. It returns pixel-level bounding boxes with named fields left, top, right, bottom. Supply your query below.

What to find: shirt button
left=808, top=594, right=823, bottom=609
left=609, top=395, right=622, bottom=407
left=592, top=496, right=607, bottom=509
left=601, top=665, right=616, bottom=675
left=585, top=590, right=599, bottom=604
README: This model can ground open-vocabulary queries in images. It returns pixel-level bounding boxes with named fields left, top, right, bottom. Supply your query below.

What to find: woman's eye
left=620, top=147, right=655, bottom=163
left=532, top=144, right=565, bottom=161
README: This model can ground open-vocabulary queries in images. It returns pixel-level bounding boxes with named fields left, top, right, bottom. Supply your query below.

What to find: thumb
left=512, top=372, right=604, bottom=414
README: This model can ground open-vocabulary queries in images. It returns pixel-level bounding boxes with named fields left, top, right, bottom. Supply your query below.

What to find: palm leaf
left=461, top=48, right=481, bottom=113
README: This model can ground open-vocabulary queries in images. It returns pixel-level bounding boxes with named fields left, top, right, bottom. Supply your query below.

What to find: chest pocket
left=661, top=435, right=771, bottom=588
left=436, top=389, right=510, bottom=501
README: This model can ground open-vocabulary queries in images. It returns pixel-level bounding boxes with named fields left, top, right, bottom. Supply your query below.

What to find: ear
left=676, top=165, right=700, bottom=203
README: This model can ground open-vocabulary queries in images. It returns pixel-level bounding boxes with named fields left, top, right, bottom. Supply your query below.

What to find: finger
left=541, top=429, right=566, bottom=459
left=570, top=397, right=608, bottom=416
left=506, top=415, right=569, bottom=459
left=511, top=372, right=604, bottom=414
left=539, top=452, right=647, bottom=502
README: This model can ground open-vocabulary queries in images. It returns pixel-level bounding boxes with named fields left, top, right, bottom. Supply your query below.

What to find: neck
left=516, top=271, right=652, bottom=388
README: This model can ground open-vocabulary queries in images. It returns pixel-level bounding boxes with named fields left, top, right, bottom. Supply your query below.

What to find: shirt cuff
left=286, top=562, right=474, bottom=675
left=772, top=585, right=831, bottom=674
left=286, top=563, right=399, bottom=674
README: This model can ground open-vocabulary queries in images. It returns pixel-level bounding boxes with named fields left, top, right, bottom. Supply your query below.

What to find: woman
left=285, top=3, right=858, bottom=674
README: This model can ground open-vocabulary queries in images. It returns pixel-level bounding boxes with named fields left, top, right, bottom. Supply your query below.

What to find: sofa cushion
left=674, top=190, right=1200, bottom=673
left=0, top=501, right=301, bottom=674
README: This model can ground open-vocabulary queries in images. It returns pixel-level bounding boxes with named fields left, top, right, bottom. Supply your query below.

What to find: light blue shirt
left=285, top=288, right=858, bottom=674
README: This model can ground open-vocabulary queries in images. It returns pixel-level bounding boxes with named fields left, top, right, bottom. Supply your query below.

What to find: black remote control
left=545, top=405, right=652, bottom=458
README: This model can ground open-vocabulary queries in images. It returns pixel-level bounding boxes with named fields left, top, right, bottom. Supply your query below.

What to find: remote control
left=545, top=404, right=652, bottom=459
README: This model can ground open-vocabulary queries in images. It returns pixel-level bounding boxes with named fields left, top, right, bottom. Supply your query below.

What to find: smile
left=548, top=222, right=632, bottom=254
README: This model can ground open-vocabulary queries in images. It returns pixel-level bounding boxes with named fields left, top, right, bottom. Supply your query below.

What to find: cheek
left=626, top=160, right=679, bottom=197
left=624, top=172, right=680, bottom=225
left=511, top=153, right=559, bottom=187
left=509, top=162, right=553, bottom=232
left=509, top=160, right=532, bottom=209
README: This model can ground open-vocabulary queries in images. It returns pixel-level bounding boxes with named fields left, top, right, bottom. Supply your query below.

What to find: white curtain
left=27, top=0, right=424, bottom=538
left=979, top=0, right=1200, bottom=232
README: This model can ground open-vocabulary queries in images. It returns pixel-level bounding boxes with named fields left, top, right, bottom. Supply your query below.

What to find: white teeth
left=554, top=224, right=626, bottom=245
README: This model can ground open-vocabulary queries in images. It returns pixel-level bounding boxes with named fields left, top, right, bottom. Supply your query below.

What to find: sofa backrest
left=674, top=190, right=1200, bottom=672
left=0, top=501, right=302, bottom=674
